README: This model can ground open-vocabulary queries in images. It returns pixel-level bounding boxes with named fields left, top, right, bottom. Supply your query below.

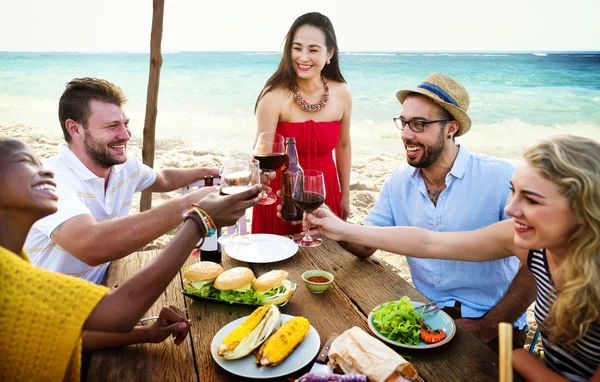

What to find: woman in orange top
left=0, top=138, right=260, bottom=381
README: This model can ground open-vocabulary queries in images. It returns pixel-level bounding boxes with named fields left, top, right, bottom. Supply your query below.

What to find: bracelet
left=191, top=204, right=217, bottom=236
left=182, top=208, right=208, bottom=237
left=191, top=205, right=216, bottom=237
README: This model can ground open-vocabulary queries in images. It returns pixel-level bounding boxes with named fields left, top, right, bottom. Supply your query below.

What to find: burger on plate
left=213, top=267, right=256, bottom=304
left=254, top=270, right=294, bottom=305
left=183, top=261, right=224, bottom=297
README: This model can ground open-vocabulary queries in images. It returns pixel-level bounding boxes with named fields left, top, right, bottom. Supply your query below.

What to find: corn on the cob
left=221, top=305, right=281, bottom=360
left=256, top=316, right=310, bottom=366
left=218, top=305, right=270, bottom=356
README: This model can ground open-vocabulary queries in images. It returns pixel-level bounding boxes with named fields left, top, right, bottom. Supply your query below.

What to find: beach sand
left=5, top=123, right=542, bottom=357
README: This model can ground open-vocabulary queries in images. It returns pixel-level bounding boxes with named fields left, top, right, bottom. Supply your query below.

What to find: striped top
left=528, top=249, right=600, bottom=381
left=24, top=143, right=156, bottom=284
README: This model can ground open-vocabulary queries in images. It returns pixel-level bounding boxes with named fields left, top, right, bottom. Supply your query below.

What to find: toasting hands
left=196, top=185, right=261, bottom=227
left=303, top=206, right=349, bottom=242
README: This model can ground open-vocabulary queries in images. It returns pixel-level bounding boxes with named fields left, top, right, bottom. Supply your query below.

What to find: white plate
left=368, top=301, right=456, bottom=349
left=224, top=234, right=298, bottom=263
left=211, top=314, right=320, bottom=379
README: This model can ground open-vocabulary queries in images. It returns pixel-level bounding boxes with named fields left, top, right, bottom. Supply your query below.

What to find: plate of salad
left=368, top=296, right=456, bottom=349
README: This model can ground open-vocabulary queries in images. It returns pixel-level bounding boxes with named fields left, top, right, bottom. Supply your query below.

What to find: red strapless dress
left=251, top=120, right=343, bottom=235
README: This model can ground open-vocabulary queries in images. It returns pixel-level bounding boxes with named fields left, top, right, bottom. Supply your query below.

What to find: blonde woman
left=306, top=134, right=600, bottom=382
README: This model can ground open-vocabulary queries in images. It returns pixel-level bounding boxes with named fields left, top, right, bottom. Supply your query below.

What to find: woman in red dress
left=251, top=12, right=352, bottom=235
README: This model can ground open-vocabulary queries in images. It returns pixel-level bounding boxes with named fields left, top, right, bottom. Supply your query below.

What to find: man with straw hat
left=342, top=73, right=536, bottom=351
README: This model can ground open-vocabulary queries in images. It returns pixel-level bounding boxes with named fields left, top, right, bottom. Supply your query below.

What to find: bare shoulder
left=259, top=86, right=292, bottom=105
left=328, top=80, right=352, bottom=103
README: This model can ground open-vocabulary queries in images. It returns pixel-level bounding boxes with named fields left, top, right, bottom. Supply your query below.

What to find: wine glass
left=253, top=132, right=285, bottom=205
left=217, top=152, right=260, bottom=247
left=292, top=170, right=326, bottom=247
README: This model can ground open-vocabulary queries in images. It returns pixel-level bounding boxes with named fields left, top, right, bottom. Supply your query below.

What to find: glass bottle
left=200, top=175, right=222, bottom=263
left=280, top=137, right=304, bottom=221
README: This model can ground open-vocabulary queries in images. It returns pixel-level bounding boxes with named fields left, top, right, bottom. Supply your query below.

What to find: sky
left=0, top=0, right=599, bottom=52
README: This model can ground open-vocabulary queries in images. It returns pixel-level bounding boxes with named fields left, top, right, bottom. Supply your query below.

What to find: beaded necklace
left=293, top=76, right=329, bottom=112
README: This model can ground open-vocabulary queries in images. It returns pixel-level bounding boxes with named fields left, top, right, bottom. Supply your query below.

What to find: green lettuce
left=216, top=288, right=258, bottom=304
left=185, top=284, right=213, bottom=297
left=253, top=285, right=287, bottom=304
left=371, top=296, right=422, bottom=345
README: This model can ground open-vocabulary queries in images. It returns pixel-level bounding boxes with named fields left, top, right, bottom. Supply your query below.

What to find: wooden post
left=140, top=0, right=164, bottom=212
left=498, top=322, right=514, bottom=382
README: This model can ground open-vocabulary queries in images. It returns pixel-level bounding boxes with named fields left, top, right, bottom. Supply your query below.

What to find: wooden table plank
left=89, top=239, right=523, bottom=381
left=87, top=250, right=198, bottom=382
left=306, top=237, right=517, bottom=382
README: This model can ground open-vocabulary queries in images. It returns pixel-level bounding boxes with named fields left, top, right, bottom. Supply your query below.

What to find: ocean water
left=1, top=51, right=600, bottom=159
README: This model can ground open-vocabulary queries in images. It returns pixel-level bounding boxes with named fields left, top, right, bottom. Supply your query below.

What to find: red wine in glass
left=292, top=191, right=325, bottom=212
left=253, top=153, right=286, bottom=172
left=253, top=132, right=285, bottom=205
left=292, top=170, right=325, bottom=247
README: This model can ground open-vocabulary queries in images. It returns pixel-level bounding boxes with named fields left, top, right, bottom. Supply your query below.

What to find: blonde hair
left=523, top=134, right=600, bottom=349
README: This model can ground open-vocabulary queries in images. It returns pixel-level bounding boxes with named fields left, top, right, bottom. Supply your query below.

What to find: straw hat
left=396, top=73, right=472, bottom=137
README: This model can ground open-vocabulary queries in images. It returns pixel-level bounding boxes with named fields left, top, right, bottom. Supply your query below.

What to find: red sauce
left=307, top=275, right=330, bottom=283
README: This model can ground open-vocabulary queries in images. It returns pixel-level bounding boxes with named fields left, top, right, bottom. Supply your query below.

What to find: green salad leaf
left=371, top=296, right=423, bottom=345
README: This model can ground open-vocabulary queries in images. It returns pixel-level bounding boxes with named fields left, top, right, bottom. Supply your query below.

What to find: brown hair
left=58, top=77, right=126, bottom=142
left=254, top=12, right=346, bottom=113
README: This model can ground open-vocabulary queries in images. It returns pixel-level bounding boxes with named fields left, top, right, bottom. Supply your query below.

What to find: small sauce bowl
left=302, top=270, right=334, bottom=294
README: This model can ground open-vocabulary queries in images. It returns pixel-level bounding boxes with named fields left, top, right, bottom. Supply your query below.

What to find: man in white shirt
left=25, top=77, right=219, bottom=284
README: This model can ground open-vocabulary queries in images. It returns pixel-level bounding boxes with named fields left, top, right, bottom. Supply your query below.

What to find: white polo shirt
left=24, top=143, right=157, bottom=284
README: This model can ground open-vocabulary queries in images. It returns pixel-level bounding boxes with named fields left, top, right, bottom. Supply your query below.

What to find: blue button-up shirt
left=364, top=146, right=527, bottom=329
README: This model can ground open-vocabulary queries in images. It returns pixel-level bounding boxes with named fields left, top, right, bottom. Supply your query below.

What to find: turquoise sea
left=1, top=51, right=600, bottom=158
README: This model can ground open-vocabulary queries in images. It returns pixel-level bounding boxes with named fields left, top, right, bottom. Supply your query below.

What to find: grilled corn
left=256, top=316, right=310, bottom=366
left=218, top=304, right=282, bottom=359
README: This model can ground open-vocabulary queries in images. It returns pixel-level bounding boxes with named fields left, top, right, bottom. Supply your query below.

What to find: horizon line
left=1, top=49, right=600, bottom=54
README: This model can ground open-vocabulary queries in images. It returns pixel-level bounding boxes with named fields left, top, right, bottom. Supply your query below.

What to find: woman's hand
left=197, top=185, right=261, bottom=227
left=340, top=194, right=350, bottom=221
left=146, top=306, right=191, bottom=346
left=305, top=207, right=348, bottom=241
left=260, top=170, right=276, bottom=188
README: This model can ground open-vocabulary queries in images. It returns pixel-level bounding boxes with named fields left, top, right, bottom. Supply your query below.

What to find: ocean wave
left=532, top=53, right=548, bottom=56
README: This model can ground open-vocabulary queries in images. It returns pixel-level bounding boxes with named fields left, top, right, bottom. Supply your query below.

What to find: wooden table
left=88, top=237, right=520, bottom=381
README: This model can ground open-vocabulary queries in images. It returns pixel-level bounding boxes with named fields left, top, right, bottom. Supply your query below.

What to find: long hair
left=254, top=12, right=346, bottom=113
left=58, top=77, right=126, bottom=143
left=523, top=134, right=600, bottom=349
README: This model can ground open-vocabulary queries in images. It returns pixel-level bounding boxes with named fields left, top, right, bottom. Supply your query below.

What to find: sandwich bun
left=255, top=270, right=294, bottom=305
left=183, top=261, right=224, bottom=282
left=214, top=267, right=256, bottom=291
left=254, top=270, right=288, bottom=292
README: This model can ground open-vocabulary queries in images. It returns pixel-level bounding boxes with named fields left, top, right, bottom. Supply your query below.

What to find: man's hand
left=456, top=317, right=498, bottom=344
left=145, top=306, right=191, bottom=346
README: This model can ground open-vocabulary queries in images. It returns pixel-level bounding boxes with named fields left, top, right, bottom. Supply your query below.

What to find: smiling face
left=291, top=24, right=333, bottom=80
left=0, top=139, right=58, bottom=219
left=504, top=161, right=581, bottom=256
left=399, top=95, right=455, bottom=168
left=79, top=99, right=131, bottom=169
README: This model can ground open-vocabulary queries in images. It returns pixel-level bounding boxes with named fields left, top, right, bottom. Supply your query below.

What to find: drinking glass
left=292, top=170, right=326, bottom=247
left=253, top=132, right=285, bottom=205
left=217, top=152, right=260, bottom=247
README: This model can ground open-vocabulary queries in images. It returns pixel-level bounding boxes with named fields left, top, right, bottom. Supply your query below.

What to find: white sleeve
left=133, top=156, right=157, bottom=192
left=32, top=176, right=91, bottom=237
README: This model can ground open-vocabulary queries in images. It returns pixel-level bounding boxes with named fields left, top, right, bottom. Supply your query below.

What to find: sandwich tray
left=182, top=282, right=297, bottom=308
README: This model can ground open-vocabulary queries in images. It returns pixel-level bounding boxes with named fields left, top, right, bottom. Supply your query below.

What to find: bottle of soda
left=200, top=175, right=222, bottom=263
left=281, top=138, right=304, bottom=221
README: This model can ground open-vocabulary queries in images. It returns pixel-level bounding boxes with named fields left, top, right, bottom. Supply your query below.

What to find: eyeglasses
left=393, top=117, right=452, bottom=133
